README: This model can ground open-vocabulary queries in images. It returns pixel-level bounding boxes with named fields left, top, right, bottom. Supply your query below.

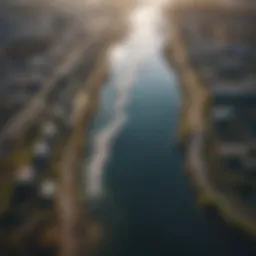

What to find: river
left=84, top=2, right=256, bottom=256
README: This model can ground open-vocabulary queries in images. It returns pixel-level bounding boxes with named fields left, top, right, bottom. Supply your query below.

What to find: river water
left=84, top=2, right=256, bottom=256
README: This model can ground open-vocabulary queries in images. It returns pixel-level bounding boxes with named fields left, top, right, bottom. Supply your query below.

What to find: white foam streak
left=86, top=1, right=164, bottom=199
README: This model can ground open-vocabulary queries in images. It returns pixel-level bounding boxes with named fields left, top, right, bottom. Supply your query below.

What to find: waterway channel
left=84, top=2, right=256, bottom=256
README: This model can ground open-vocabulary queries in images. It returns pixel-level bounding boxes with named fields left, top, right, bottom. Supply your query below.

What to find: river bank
left=76, top=2, right=256, bottom=256
left=164, top=2, right=256, bottom=238
left=0, top=1, right=130, bottom=253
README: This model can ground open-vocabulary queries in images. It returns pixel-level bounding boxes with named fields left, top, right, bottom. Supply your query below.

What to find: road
left=56, top=38, right=111, bottom=256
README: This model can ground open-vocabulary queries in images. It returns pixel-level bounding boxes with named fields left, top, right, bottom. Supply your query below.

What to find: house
left=11, top=165, right=35, bottom=205
left=32, top=140, right=51, bottom=173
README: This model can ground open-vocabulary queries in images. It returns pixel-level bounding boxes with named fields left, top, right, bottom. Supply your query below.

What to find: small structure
left=243, top=146, right=256, bottom=176
left=32, top=140, right=51, bottom=173
left=11, top=165, right=35, bottom=205
left=37, top=179, right=56, bottom=208
left=41, top=121, right=58, bottom=144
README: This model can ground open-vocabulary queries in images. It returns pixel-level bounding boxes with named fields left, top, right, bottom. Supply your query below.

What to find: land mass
left=0, top=1, right=131, bottom=255
left=164, top=0, right=256, bottom=238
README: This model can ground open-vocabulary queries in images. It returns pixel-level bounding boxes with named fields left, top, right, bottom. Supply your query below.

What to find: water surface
left=85, top=3, right=256, bottom=256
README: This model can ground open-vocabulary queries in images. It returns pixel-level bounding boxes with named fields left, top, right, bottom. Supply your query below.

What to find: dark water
left=87, top=55, right=256, bottom=256
left=85, top=6, right=256, bottom=256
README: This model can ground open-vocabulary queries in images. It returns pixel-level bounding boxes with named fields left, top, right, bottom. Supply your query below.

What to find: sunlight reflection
left=86, top=0, right=166, bottom=199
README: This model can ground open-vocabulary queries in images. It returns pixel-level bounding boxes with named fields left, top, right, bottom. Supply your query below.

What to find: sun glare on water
left=85, top=0, right=168, bottom=199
